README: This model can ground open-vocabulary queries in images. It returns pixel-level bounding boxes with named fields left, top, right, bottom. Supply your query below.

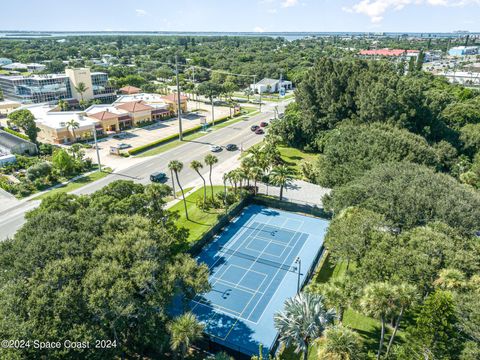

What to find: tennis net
left=218, top=246, right=297, bottom=273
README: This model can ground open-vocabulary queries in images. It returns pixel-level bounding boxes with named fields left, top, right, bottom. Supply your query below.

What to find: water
left=0, top=31, right=477, bottom=41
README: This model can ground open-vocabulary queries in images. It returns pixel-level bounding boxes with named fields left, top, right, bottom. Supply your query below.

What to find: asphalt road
left=0, top=103, right=287, bottom=241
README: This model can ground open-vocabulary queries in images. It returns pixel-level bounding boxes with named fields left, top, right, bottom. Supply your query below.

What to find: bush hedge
left=128, top=115, right=234, bottom=155
left=2, top=127, right=30, bottom=141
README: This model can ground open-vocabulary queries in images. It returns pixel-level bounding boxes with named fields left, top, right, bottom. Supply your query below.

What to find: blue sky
left=1, top=0, right=479, bottom=33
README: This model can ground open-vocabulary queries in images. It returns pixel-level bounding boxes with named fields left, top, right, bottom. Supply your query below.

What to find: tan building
left=115, top=100, right=153, bottom=126
left=119, top=85, right=141, bottom=95
left=161, top=93, right=188, bottom=114
left=65, top=68, right=95, bottom=102
left=0, top=99, right=21, bottom=119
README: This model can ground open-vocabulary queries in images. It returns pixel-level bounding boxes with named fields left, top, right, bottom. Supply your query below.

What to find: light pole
left=175, top=55, right=183, bottom=141
left=295, top=257, right=301, bottom=294
left=92, top=125, right=102, bottom=172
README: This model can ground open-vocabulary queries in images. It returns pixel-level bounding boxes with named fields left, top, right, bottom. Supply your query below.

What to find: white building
left=439, top=71, right=480, bottom=87
left=1, top=62, right=46, bottom=72
left=250, top=78, right=293, bottom=94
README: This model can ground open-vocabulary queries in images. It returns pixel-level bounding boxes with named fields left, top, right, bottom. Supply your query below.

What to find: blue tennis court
left=189, top=205, right=329, bottom=356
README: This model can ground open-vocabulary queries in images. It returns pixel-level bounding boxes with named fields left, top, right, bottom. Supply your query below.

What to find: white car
left=210, top=145, right=222, bottom=152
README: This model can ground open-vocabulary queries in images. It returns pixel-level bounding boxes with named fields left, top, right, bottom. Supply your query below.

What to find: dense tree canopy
left=324, top=162, right=480, bottom=233
left=315, top=123, right=440, bottom=187
left=0, top=181, right=209, bottom=359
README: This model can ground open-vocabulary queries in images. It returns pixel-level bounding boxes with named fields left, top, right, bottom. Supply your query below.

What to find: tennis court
left=190, top=205, right=329, bottom=356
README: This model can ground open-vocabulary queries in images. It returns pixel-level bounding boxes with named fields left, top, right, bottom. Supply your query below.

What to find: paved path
left=257, top=180, right=331, bottom=207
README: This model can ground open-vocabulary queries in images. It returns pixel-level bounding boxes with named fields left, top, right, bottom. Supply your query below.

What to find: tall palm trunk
left=174, top=170, right=188, bottom=220
left=377, top=316, right=386, bottom=360
left=254, top=178, right=257, bottom=195
left=385, top=307, right=404, bottom=357
left=208, top=166, right=214, bottom=200
left=279, top=185, right=284, bottom=201
left=210, top=96, right=215, bottom=126
left=195, top=169, right=206, bottom=206
left=170, top=169, right=176, bottom=198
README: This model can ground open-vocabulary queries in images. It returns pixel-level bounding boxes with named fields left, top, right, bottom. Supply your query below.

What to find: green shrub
left=2, top=127, right=30, bottom=141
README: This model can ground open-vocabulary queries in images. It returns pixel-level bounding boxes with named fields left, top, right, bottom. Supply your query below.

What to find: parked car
left=260, top=121, right=268, bottom=127
left=255, top=128, right=265, bottom=135
left=113, top=133, right=127, bottom=139
left=210, top=145, right=222, bottom=152
left=116, top=143, right=131, bottom=149
left=250, top=125, right=260, bottom=131
left=150, top=172, right=167, bottom=182
left=225, top=144, right=238, bottom=151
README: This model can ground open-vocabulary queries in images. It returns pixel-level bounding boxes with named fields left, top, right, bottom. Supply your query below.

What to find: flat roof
left=23, top=104, right=98, bottom=130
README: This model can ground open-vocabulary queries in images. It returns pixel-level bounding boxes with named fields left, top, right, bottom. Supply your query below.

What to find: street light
left=92, top=124, right=102, bottom=172
left=295, top=257, right=301, bottom=294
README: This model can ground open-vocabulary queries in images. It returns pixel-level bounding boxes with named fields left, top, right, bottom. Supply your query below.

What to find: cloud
left=344, top=0, right=480, bottom=23
left=135, top=9, right=147, bottom=16
left=254, top=26, right=266, bottom=32
left=281, top=0, right=299, bottom=8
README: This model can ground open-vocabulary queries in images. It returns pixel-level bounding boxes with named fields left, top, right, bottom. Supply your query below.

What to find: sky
left=1, top=0, right=480, bottom=33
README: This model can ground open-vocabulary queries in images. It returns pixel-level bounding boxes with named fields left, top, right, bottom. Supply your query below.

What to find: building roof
left=119, top=85, right=141, bottom=94
left=256, top=78, right=280, bottom=86
left=161, top=93, right=188, bottom=103
left=359, top=49, right=407, bottom=56
left=89, top=110, right=120, bottom=121
left=23, top=104, right=98, bottom=130
left=115, top=100, right=153, bottom=112
left=2, top=62, right=28, bottom=70
left=0, top=129, right=34, bottom=149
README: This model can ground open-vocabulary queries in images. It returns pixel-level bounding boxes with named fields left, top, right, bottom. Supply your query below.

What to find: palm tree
left=190, top=160, right=206, bottom=207
left=74, top=82, right=89, bottom=102
left=385, top=283, right=418, bottom=358
left=310, top=276, right=356, bottom=324
left=167, top=312, right=204, bottom=359
left=168, top=160, right=188, bottom=220
left=66, top=119, right=80, bottom=143
left=204, top=154, right=218, bottom=200
left=250, top=166, right=263, bottom=195
left=244, top=88, right=254, bottom=102
left=317, top=325, right=364, bottom=360
left=230, top=170, right=242, bottom=193
left=271, top=165, right=293, bottom=201
left=58, top=99, right=69, bottom=111
left=433, top=268, right=466, bottom=290
left=274, top=292, right=335, bottom=360
left=360, top=282, right=397, bottom=360
left=222, top=172, right=229, bottom=205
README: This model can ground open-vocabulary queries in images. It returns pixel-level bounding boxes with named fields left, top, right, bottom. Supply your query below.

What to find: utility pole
left=92, top=125, right=102, bottom=172
left=175, top=55, right=183, bottom=141
left=295, top=257, right=301, bottom=294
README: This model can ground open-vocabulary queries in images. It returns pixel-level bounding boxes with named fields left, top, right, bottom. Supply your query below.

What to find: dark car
left=255, top=128, right=264, bottom=135
left=225, top=144, right=238, bottom=151
left=150, top=172, right=167, bottom=182
left=250, top=125, right=259, bottom=131
left=260, top=121, right=268, bottom=127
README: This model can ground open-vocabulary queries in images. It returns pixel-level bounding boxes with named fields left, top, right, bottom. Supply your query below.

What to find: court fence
left=251, top=194, right=332, bottom=219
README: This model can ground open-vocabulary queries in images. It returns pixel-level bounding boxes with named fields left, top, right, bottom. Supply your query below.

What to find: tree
left=66, top=119, right=80, bottom=142
left=190, top=160, right=206, bottom=207
left=270, top=165, right=293, bottom=201
left=57, top=99, right=69, bottom=111
left=359, top=282, right=397, bottom=360
left=250, top=166, right=263, bottom=195
left=309, top=276, right=357, bottom=324
left=324, top=162, right=480, bottom=234
left=52, top=148, right=76, bottom=176
left=317, top=325, right=364, bottom=360
left=168, top=160, right=188, bottom=220
left=167, top=312, right=204, bottom=359
left=274, top=292, right=335, bottom=360
left=204, top=154, right=218, bottom=200
left=8, top=109, right=39, bottom=143
left=384, top=283, right=418, bottom=357
left=74, top=82, right=89, bottom=102
left=409, top=290, right=460, bottom=359
left=197, top=81, right=223, bottom=125
left=433, top=268, right=466, bottom=290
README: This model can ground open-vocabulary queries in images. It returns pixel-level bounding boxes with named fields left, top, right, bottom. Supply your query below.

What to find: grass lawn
left=31, top=170, right=110, bottom=200
left=279, top=253, right=382, bottom=360
left=169, top=185, right=227, bottom=244
left=277, top=145, right=317, bottom=178
left=164, top=187, right=194, bottom=202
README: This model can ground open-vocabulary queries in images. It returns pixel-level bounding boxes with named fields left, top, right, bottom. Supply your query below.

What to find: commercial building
left=16, top=93, right=174, bottom=144
left=0, top=100, right=21, bottom=117
left=0, top=129, right=38, bottom=155
left=119, top=85, right=141, bottom=95
left=0, top=68, right=115, bottom=104
left=1, top=62, right=46, bottom=72
left=448, top=46, right=479, bottom=56
left=250, top=78, right=293, bottom=94
left=0, top=58, right=13, bottom=66
left=439, top=71, right=480, bottom=87
left=160, top=93, right=188, bottom=114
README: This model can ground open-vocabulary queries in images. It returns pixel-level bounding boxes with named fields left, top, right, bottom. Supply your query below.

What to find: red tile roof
left=162, top=94, right=188, bottom=103
left=359, top=49, right=407, bottom=57
left=119, top=85, right=142, bottom=94
left=89, top=110, right=119, bottom=121
left=115, top=100, right=153, bottom=112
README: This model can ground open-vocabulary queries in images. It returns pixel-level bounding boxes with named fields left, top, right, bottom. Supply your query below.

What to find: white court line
left=242, top=222, right=303, bottom=322
left=248, top=218, right=309, bottom=324
left=210, top=277, right=266, bottom=295
left=213, top=264, right=268, bottom=294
